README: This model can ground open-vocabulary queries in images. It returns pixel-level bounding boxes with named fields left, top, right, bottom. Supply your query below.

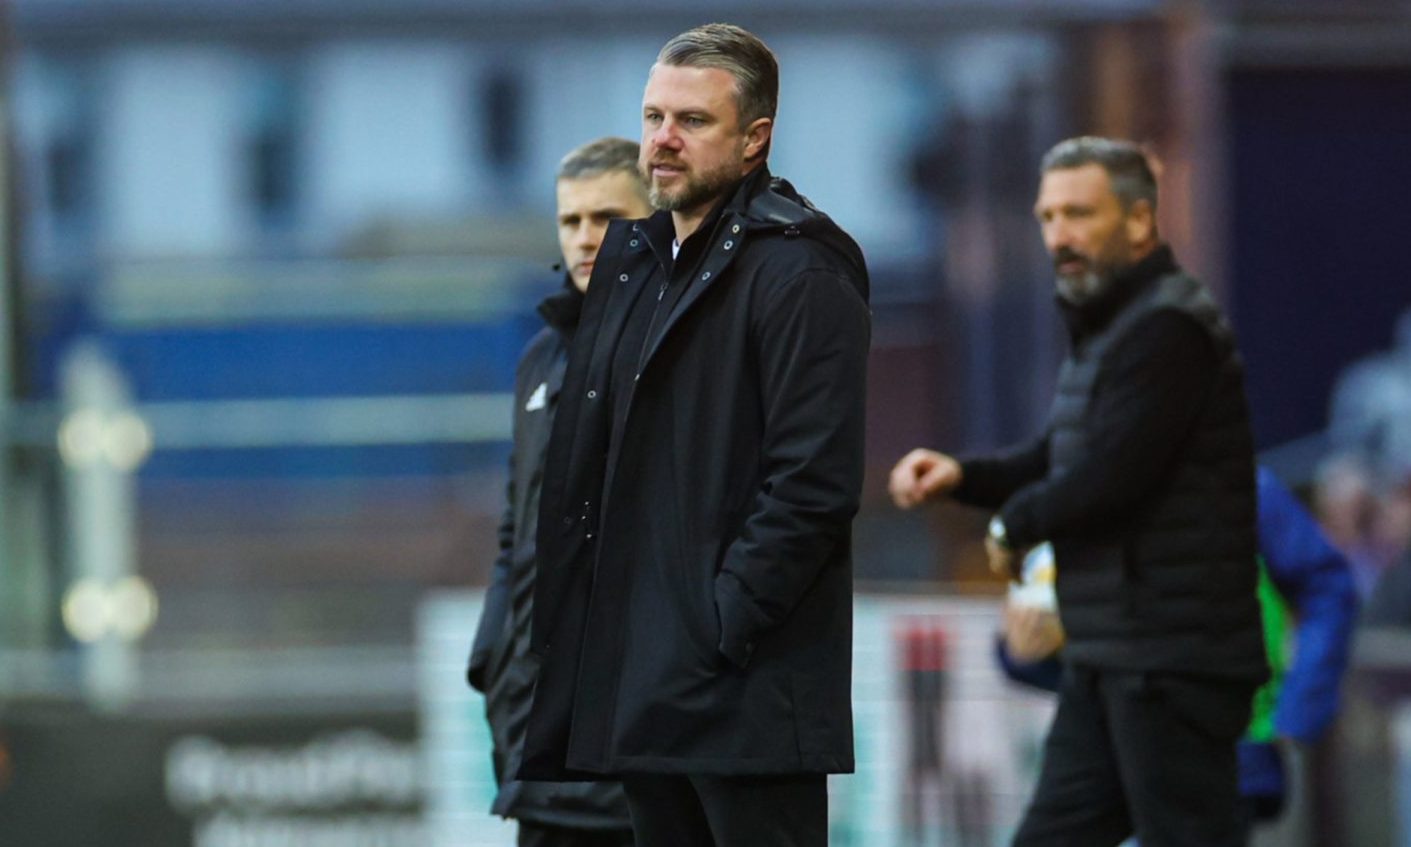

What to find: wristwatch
left=988, top=515, right=1012, bottom=550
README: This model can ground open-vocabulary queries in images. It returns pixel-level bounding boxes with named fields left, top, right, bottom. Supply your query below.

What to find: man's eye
left=684, top=117, right=705, bottom=128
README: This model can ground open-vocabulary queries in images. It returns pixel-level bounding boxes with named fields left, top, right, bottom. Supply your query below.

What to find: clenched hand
left=888, top=448, right=963, bottom=509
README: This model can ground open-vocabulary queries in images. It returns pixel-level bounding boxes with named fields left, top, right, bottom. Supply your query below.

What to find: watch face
left=988, top=516, right=1010, bottom=549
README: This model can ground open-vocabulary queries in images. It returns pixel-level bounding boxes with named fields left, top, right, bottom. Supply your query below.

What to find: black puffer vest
left=1050, top=252, right=1266, bottom=679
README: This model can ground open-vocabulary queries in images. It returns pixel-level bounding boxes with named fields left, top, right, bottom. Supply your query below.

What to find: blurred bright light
left=58, top=410, right=153, bottom=471
left=62, top=576, right=160, bottom=643
left=58, top=409, right=107, bottom=468
left=110, top=576, right=160, bottom=640
left=62, top=579, right=111, bottom=643
left=105, top=412, right=154, bottom=471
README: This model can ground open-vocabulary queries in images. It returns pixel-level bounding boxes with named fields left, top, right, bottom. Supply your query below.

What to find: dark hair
left=656, top=23, right=779, bottom=128
left=1040, top=136, right=1159, bottom=213
left=557, top=137, right=646, bottom=191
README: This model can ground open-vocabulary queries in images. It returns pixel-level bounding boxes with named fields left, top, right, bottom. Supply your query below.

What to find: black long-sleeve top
left=956, top=252, right=1219, bottom=548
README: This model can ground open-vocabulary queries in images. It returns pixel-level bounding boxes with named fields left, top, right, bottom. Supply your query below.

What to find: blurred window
left=479, top=67, right=523, bottom=174
left=38, top=58, right=98, bottom=239
left=245, top=60, right=301, bottom=232
left=46, top=133, right=90, bottom=219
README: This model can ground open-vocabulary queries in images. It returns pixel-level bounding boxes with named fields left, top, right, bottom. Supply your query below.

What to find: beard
left=1055, top=268, right=1108, bottom=305
left=1052, top=247, right=1129, bottom=305
left=644, top=153, right=742, bottom=214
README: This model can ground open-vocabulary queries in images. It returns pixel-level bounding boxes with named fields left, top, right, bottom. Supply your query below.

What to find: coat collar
left=619, top=164, right=869, bottom=376
left=637, top=164, right=773, bottom=267
left=634, top=164, right=867, bottom=284
left=537, top=275, right=585, bottom=336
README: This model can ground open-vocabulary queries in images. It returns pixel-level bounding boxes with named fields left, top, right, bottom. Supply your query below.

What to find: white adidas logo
left=525, top=382, right=548, bottom=412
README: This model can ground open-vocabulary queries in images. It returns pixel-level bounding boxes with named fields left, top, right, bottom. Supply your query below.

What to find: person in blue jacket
left=998, top=466, right=1359, bottom=829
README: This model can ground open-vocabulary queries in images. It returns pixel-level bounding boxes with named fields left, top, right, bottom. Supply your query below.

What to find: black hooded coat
left=518, top=167, right=871, bottom=779
left=467, top=281, right=632, bottom=829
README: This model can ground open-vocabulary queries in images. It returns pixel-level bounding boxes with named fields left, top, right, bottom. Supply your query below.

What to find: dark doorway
left=1226, top=67, right=1411, bottom=449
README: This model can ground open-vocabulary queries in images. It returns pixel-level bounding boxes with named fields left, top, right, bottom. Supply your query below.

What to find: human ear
left=743, top=117, right=773, bottom=162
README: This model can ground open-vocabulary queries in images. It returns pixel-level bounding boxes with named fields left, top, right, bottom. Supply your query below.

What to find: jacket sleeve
left=467, top=383, right=521, bottom=692
left=714, top=268, right=871, bottom=668
left=998, top=311, right=1218, bottom=548
left=994, top=636, right=1063, bottom=693
left=1257, top=467, right=1360, bottom=742
left=468, top=466, right=514, bottom=691
left=954, top=435, right=1051, bottom=511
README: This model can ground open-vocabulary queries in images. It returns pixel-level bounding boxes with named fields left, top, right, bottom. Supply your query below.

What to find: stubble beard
left=645, top=157, right=742, bottom=214
left=1054, top=247, right=1132, bottom=306
left=1055, top=269, right=1108, bottom=305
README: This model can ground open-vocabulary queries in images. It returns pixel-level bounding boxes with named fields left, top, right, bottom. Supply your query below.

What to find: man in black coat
left=890, top=137, right=1267, bottom=847
left=467, top=137, right=652, bottom=847
left=518, top=23, right=871, bottom=847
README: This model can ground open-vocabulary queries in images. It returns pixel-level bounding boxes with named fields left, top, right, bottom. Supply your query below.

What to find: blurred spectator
left=1320, top=305, right=1411, bottom=604
left=1373, top=475, right=1411, bottom=571
left=1328, top=307, right=1411, bottom=479
left=1362, top=473, right=1411, bottom=627
left=1363, top=549, right=1411, bottom=627
left=1313, top=453, right=1388, bottom=597
left=997, top=467, right=1360, bottom=835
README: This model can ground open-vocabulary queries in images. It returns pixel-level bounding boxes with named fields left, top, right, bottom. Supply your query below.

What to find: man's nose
left=651, top=119, right=683, bottom=150
left=574, top=223, right=599, bottom=250
left=1043, top=221, right=1072, bottom=253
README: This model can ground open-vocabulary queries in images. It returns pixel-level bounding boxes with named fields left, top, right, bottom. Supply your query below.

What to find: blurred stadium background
left=1, top=1, right=1410, bottom=844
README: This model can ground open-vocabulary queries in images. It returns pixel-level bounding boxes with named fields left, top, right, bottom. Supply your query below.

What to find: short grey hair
left=656, top=23, right=779, bottom=128
left=557, top=137, right=646, bottom=190
left=1040, top=136, right=1159, bottom=213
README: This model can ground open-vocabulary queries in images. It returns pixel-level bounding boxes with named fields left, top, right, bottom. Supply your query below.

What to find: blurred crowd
left=1317, top=306, right=1411, bottom=622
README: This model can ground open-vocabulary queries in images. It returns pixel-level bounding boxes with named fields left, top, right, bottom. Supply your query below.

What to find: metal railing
left=0, top=339, right=514, bottom=712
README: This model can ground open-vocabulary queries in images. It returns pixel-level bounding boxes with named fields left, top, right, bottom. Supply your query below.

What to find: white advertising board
left=417, top=591, right=1054, bottom=847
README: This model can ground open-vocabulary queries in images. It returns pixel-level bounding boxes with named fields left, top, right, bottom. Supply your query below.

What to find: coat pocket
left=659, top=540, right=726, bottom=667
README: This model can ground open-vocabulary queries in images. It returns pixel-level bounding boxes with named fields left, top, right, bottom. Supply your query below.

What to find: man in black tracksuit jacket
left=468, top=138, right=651, bottom=847
left=891, top=137, right=1267, bottom=847
left=519, top=25, right=870, bottom=847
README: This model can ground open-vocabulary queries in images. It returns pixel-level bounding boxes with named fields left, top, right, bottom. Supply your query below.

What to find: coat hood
left=730, top=167, right=871, bottom=299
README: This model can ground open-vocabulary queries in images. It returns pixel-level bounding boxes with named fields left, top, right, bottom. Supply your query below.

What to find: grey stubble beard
left=1056, top=271, right=1107, bottom=305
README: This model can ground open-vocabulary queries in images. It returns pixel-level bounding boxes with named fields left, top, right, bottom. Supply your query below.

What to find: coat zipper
left=633, top=215, right=731, bottom=380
